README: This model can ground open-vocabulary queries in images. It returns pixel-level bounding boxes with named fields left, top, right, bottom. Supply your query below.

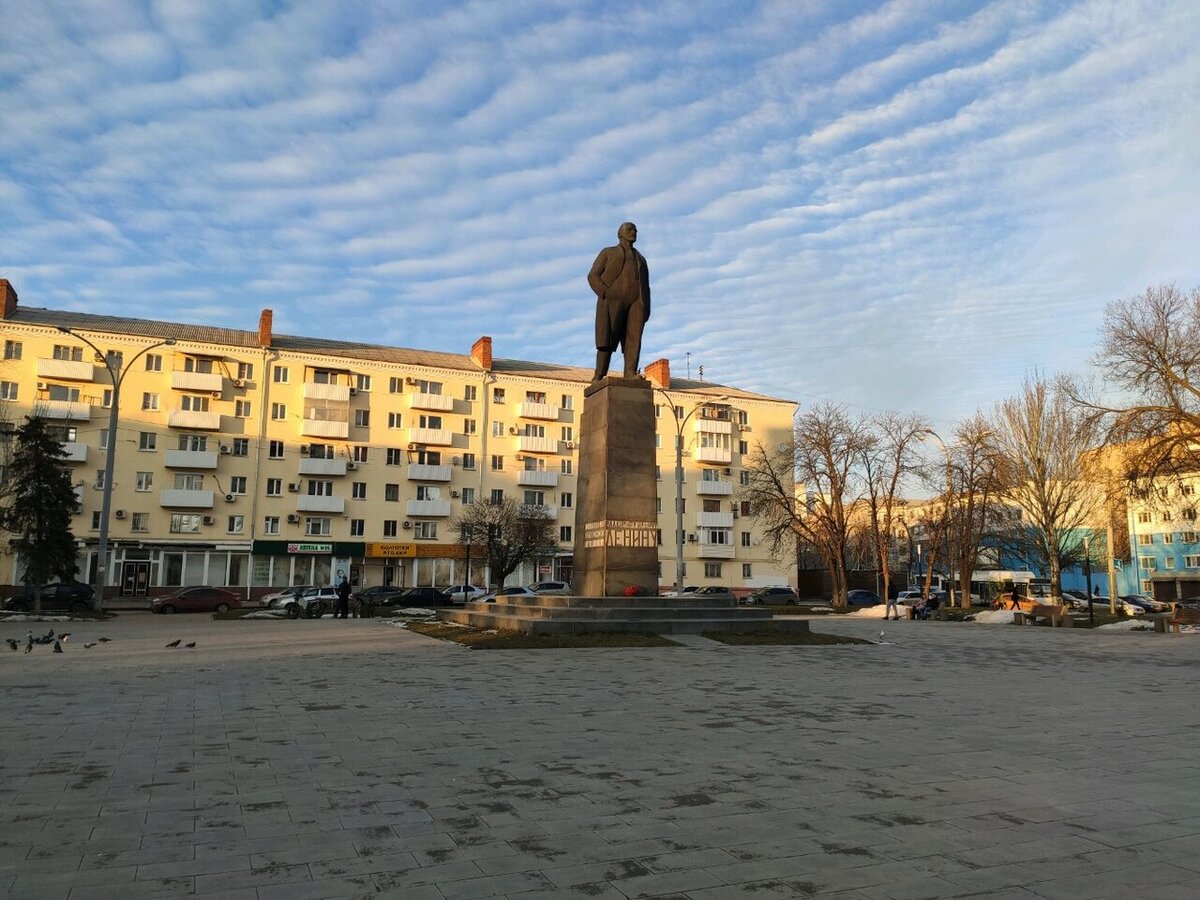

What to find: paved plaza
left=0, top=612, right=1197, bottom=899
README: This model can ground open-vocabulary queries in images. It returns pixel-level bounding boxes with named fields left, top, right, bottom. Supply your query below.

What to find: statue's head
left=618, top=222, right=637, bottom=243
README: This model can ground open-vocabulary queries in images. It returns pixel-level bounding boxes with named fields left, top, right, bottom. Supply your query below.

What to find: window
left=235, top=400, right=251, bottom=418
left=561, top=460, right=573, bottom=475
left=1139, top=556, right=1157, bottom=571
left=463, top=384, right=477, bottom=401
left=143, top=353, right=162, bottom=372
left=231, top=438, right=249, bottom=456
left=307, top=443, right=334, bottom=459
left=523, top=424, right=545, bottom=438
left=142, top=393, right=159, bottom=411
left=182, top=357, right=213, bottom=374
left=308, top=480, right=333, bottom=497
left=1141, top=580, right=1153, bottom=593
left=170, top=514, right=202, bottom=534
left=266, top=478, right=282, bottom=497
left=131, top=513, right=149, bottom=532
left=523, top=456, right=544, bottom=471
left=561, top=426, right=573, bottom=442
left=1163, top=533, right=1174, bottom=545
left=349, top=519, right=365, bottom=537
left=139, top=432, right=157, bottom=451
left=737, top=410, right=749, bottom=426
left=704, top=563, right=722, bottom=578
left=3, top=340, right=21, bottom=359
left=656, top=528, right=662, bottom=546
left=94, top=469, right=107, bottom=489
left=385, top=483, right=400, bottom=502
left=413, top=379, right=442, bottom=395
left=490, top=489, right=504, bottom=504
left=229, top=476, right=247, bottom=495
left=53, top=344, right=84, bottom=361
left=1164, top=558, right=1176, bottom=569
left=1184, top=508, right=1198, bottom=521
left=556, top=491, right=572, bottom=509
left=306, top=517, right=331, bottom=536
left=491, top=455, right=504, bottom=471
left=355, top=409, right=370, bottom=427
left=1183, top=531, right=1199, bottom=544
left=352, top=482, right=367, bottom=500
left=1137, top=534, right=1153, bottom=545
left=174, top=473, right=203, bottom=490
left=1137, top=511, right=1152, bottom=523
left=463, top=418, right=476, bottom=435
left=560, top=526, right=573, bottom=542
left=385, top=448, right=402, bottom=466
left=389, top=376, right=403, bottom=393
left=178, top=434, right=207, bottom=451
left=526, top=390, right=547, bottom=404
left=237, top=362, right=254, bottom=380
left=1186, top=555, right=1200, bottom=568
left=271, top=402, right=286, bottom=420
left=655, top=497, right=662, bottom=513
left=492, top=421, right=505, bottom=437
left=739, top=440, right=748, bottom=455
left=383, top=520, right=398, bottom=538
left=263, top=516, right=280, bottom=535
left=180, top=395, right=209, bottom=412
left=102, top=389, right=112, bottom=408
left=461, top=487, right=475, bottom=505
left=524, top=490, right=546, bottom=506
left=91, top=511, right=102, bottom=529
left=462, top=453, right=476, bottom=470
left=356, top=373, right=371, bottom=392
left=388, top=412, right=403, bottom=428
left=702, top=499, right=722, bottom=512
left=416, top=485, right=440, bottom=501
left=418, top=414, right=442, bottom=429
left=135, top=472, right=153, bottom=492
left=655, top=435, right=661, bottom=449
left=353, top=445, right=369, bottom=463
left=0, top=382, right=17, bottom=400
left=273, top=366, right=289, bottom=383
left=493, top=387, right=505, bottom=404
left=740, top=471, right=750, bottom=486
left=269, top=440, right=284, bottom=459
left=561, top=394, right=573, bottom=410
left=740, top=501, right=751, bottom=516
left=743, top=563, right=752, bottom=578
left=415, top=522, right=437, bottom=540
left=705, top=529, right=728, bottom=544
left=227, top=515, right=244, bottom=534
left=741, top=531, right=751, bottom=547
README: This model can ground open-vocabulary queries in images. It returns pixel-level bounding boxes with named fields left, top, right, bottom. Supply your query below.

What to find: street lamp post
left=1084, top=535, right=1095, bottom=628
left=57, top=327, right=175, bottom=610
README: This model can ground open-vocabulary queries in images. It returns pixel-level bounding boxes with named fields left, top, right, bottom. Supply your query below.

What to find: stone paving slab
left=0, top=612, right=1197, bottom=898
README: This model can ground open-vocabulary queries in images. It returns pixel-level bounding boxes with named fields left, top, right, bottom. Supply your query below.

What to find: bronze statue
left=588, top=222, right=650, bottom=380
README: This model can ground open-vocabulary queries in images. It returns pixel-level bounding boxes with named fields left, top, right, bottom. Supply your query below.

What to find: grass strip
left=406, top=621, right=678, bottom=649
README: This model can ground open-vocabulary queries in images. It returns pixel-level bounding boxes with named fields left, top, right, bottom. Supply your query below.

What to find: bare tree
left=743, top=403, right=873, bottom=608
left=992, top=377, right=1104, bottom=599
left=940, top=417, right=1006, bottom=609
left=860, top=413, right=930, bottom=605
left=452, top=499, right=556, bottom=590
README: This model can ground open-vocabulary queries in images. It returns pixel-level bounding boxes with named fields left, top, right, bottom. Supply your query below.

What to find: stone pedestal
left=572, top=376, right=659, bottom=597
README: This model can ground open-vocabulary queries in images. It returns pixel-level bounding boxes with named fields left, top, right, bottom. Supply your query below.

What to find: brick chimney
left=258, top=309, right=273, bottom=347
left=471, top=335, right=492, bottom=370
left=0, top=279, right=17, bottom=319
left=645, top=357, right=670, bottom=389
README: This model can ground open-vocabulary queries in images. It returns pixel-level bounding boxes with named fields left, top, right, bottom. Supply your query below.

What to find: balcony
left=299, top=457, right=348, bottom=477
left=695, top=479, right=733, bottom=495
left=694, top=445, right=733, bottom=465
left=697, top=542, right=736, bottom=559
left=407, top=463, right=452, bottom=482
left=160, top=489, right=215, bottom=508
left=297, top=495, right=346, bottom=514
left=41, top=400, right=91, bottom=421
left=521, top=504, right=558, bottom=519
left=408, top=392, right=454, bottom=412
left=695, top=417, right=733, bottom=434
left=405, top=499, right=452, bottom=517
left=517, top=401, right=559, bottom=421
left=37, top=358, right=95, bottom=381
left=165, top=449, right=219, bottom=469
left=171, top=371, right=224, bottom=393
left=301, top=418, right=349, bottom=439
left=517, top=435, right=558, bottom=454
left=168, top=409, right=221, bottom=430
left=61, top=442, right=88, bottom=463
left=408, top=427, right=453, bottom=446
left=518, top=470, right=559, bottom=487
left=303, top=382, right=351, bottom=402
left=698, top=511, right=735, bottom=529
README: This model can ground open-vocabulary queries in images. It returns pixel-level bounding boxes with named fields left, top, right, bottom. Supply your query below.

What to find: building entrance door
left=121, top=561, right=150, bottom=596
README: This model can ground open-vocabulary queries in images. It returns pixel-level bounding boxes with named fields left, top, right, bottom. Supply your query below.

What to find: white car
left=261, top=585, right=313, bottom=609
left=1113, top=597, right=1146, bottom=616
left=441, top=584, right=487, bottom=601
left=528, top=581, right=571, bottom=595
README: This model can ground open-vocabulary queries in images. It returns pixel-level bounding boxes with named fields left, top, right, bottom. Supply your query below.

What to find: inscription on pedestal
left=583, top=519, right=657, bottom=549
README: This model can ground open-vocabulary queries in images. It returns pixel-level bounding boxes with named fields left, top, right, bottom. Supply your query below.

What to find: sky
left=2, top=0, right=1198, bottom=433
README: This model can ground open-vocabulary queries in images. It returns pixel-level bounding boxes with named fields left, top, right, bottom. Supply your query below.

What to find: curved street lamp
left=57, top=326, right=176, bottom=610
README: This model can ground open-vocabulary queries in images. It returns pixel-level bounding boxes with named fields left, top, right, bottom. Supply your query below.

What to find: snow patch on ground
left=242, top=610, right=289, bottom=619
left=0, top=614, right=73, bottom=623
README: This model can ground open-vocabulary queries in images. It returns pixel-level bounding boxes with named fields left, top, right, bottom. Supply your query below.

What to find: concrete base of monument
left=438, top=595, right=812, bottom=636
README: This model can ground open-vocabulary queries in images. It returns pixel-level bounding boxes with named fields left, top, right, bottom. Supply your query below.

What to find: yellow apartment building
left=0, top=280, right=797, bottom=600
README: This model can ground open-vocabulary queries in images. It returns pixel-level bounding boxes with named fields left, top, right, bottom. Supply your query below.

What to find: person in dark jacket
left=336, top=578, right=351, bottom=619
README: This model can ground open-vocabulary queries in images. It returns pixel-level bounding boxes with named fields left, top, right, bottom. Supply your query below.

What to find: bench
left=1013, top=603, right=1072, bottom=627
left=1154, top=604, right=1200, bottom=633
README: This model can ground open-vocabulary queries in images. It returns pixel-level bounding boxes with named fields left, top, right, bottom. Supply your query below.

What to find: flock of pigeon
left=6, top=630, right=196, bottom=653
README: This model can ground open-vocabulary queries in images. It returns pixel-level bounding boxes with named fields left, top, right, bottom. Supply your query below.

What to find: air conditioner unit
left=211, top=391, right=222, bottom=399
left=37, top=381, right=47, bottom=390
left=202, top=515, right=215, bottom=525
left=450, top=456, right=461, bottom=466
left=346, top=461, right=357, bottom=470
left=732, top=509, right=739, bottom=519
left=233, top=378, right=245, bottom=388
left=224, top=493, right=235, bottom=503
left=565, top=440, right=576, bottom=449
left=407, top=443, right=418, bottom=450
left=300, top=445, right=309, bottom=455
left=217, top=444, right=231, bottom=455
left=450, top=490, right=460, bottom=498
left=741, top=425, right=752, bottom=433
left=723, top=468, right=732, bottom=475
left=402, top=520, right=412, bottom=529
left=515, top=454, right=525, bottom=461
left=405, top=377, right=418, bottom=385
left=509, top=426, right=518, bottom=435
left=687, top=533, right=698, bottom=542
left=113, top=509, right=126, bottom=519
left=349, top=387, right=358, bottom=396
left=287, top=513, right=300, bottom=524
left=287, top=482, right=301, bottom=492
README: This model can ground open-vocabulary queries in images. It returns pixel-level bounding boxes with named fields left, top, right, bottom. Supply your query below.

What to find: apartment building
left=0, top=281, right=797, bottom=600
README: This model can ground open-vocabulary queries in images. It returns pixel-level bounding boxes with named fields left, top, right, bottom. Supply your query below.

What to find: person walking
left=883, top=589, right=900, bottom=621
left=336, top=577, right=351, bottom=619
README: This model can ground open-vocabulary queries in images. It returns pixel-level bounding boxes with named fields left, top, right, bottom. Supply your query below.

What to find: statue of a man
left=588, top=222, right=650, bottom=381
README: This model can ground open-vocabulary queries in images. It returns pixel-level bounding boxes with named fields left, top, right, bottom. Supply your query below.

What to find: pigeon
left=879, top=628, right=886, bottom=641
left=83, top=642, right=97, bottom=649
left=184, top=642, right=196, bottom=649
left=59, top=633, right=70, bottom=640
left=52, top=637, right=63, bottom=653
left=24, top=640, right=33, bottom=654
left=6, top=639, right=17, bottom=651
left=97, top=637, right=111, bottom=643
left=165, top=639, right=181, bottom=648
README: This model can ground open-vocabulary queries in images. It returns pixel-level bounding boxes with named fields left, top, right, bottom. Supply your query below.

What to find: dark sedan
left=3, top=582, right=95, bottom=614
left=846, top=589, right=883, bottom=606
left=392, top=586, right=452, bottom=606
left=353, top=585, right=408, bottom=607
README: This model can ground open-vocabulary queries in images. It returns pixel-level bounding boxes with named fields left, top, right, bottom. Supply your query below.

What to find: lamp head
left=55, top=325, right=71, bottom=334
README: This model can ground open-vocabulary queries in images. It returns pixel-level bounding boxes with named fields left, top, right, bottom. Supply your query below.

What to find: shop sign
left=287, top=542, right=333, bottom=554
left=366, top=542, right=417, bottom=558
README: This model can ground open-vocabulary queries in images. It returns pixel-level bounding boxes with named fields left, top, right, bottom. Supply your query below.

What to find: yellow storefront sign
left=366, top=542, right=417, bottom=558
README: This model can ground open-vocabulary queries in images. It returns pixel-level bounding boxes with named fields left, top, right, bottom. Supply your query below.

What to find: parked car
left=743, top=586, right=799, bottom=605
left=3, top=581, right=95, bottom=614
left=679, top=586, right=736, bottom=602
left=846, top=589, right=883, bottom=606
left=440, top=584, right=487, bottom=602
left=280, top=586, right=339, bottom=618
left=662, top=586, right=699, bottom=598
left=353, top=585, right=408, bottom=607
left=1120, top=594, right=1170, bottom=613
left=528, top=580, right=572, bottom=595
left=261, top=585, right=313, bottom=609
left=391, top=586, right=452, bottom=606
left=895, top=589, right=924, bottom=605
left=151, top=586, right=241, bottom=614
left=482, top=586, right=540, bottom=603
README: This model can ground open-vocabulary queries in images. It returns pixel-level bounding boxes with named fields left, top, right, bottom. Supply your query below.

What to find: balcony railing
left=407, top=392, right=454, bottom=412
left=518, top=470, right=559, bottom=487
left=165, top=449, right=219, bottom=469
left=695, top=417, right=733, bottom=434
left=697, top=542, right=736, bottom=559
left=694, top=446, right=733, bottom=465
left=698, top=511, right=735, bottom=529
left=407, top=463, right=452, bottom=482
left=405, top=499, right=452, bottom=517
left=37, top=358, right=95, bottom=381
left=303, top=382, right=351, bottom=402
left=301, top=419, right=349, bottom=439
left=160, top=489, right=215, bottom=508
left=299, top=457, right=348, bottom=476
left=517, top=435, right=558, bottom=454
left=408, top=427, right=453, bottom=446
left=39, top=400, right=91, bottom=421
left=695, top=480, right=733, bottom=495
left=297, top=495, right=346, bottom=514
left=168, top=409, right=222, bottom=430
left=171, top=371, right=224, bottom=393
left=61, top=442, right=88, bottom=463
left=517, top=401, right=559, bottom=421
